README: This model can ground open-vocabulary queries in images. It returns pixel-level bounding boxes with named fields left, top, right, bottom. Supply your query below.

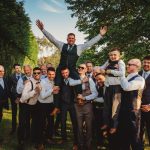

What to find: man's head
left=33, top=67, right=41, bottom=80
left=46, top=63, right=52, bottom=68
left=40, top=64, right=47, bottom=75
left=126, top=59, right=141, bottom=74
left=13, top=64, right=21, bottom=74
left=93, top=66, right=101, bottom=78
left=61, top=67, right=70, bottom=79
left=108, top=48, right=121, bottom=61
left=77, top=64, right=87, bottom=75
left=23, top=65, right=32, bottom=77
left=86, top=61, right=93, bottom=73
left=0, top=65, right=5, bottom=78
left=143, top=55, right=150, bottom=72
left=95, top=73, right=105, bottom=86
left=67, top=33, right=76, bottom=45
left=47, top=67, right=56, bottom=81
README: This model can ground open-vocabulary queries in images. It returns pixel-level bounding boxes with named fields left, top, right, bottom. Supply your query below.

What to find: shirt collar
left=143, top=70, right=150, bottom=75
left=127, top=72, right=138, bottom=80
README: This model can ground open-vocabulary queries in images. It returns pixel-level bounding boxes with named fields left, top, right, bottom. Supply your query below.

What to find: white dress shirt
left=38, top=78, right=54, bottom=103
left=69, top=76, right=98, bottom=101
left=17, top=76, right=32, bottom=94
left=120, top=72, right=145, bottom=91
left=0, top=78, right=4, bottom=89
left=100, top=59, right=125, bottom=87
left=42, top=29, right=103, bottom=56
left=142, top=70, right=150, bottom=79
left=20, top=78, right=40, bottom=105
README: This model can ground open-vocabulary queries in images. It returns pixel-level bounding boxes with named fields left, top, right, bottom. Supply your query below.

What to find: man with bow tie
left=0, top=65, right=9, bottom=142
left=36, top=19, right=107, bottom=115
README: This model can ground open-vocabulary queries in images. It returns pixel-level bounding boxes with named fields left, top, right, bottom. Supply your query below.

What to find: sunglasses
left=33, top=72, right=41, bottom=75
left=78, top=66, right=85, bottom=70
left=127, top=63, right=137, bottom=67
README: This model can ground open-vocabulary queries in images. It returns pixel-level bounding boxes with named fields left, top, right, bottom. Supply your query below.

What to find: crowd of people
left=0, top=20, right=150, bottom=150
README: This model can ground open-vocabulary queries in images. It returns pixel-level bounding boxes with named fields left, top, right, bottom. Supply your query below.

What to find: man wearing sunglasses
left=118, top=59, right=145, bottom=150
left=36, top=20, right=107, bottom=115
left=72, top=64, right=98, bottom=150
left=19, top=67, right=42, bottom=149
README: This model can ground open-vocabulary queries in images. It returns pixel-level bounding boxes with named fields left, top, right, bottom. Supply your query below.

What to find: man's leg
left=10, top=97, right=17, bottom=133
left=145, top=112, right=150, bottom=146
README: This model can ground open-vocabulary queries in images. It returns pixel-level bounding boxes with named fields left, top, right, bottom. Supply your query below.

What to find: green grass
left=0, top=109, right=150, bottom=150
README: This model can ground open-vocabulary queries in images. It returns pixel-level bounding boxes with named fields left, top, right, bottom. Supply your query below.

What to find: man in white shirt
left=74, top=63, right=98, bottom=150
left=37, top=67, right=59, bottom=146
left=118, top=59, right=145, bottom=150
left=18, top=67, right=41, bottom=149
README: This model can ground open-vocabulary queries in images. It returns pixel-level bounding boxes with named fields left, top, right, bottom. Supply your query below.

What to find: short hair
left=109, top=47, right=121, bottom=53
left=129, top=59, right=141, bottom=70
left=67, top=33, right=75, bottom=37
left=85, top=61, right=93, bottom=65
left=13, top=63, right=21, bottom=69
left=23, top=65, right=32, bottom=69
left=95, top=72, right=105, bottom=77
left=47, top=67, right=55, bottom=72
left=61, top=67, right=69, bottom=71
left=33, top=67, right=41, bottom=72
left=0, top=65, right=4, bottom=71
left=143, top=55, right=150, bottom=61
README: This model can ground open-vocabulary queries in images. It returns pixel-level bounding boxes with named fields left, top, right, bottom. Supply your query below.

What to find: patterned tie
left=68, top=45, right=73, bottom=52
left=64, top=79, right=68, bottom=85
left=143, top=72, right=148, bottom=79
left=17, top=75, right=20, bottom=81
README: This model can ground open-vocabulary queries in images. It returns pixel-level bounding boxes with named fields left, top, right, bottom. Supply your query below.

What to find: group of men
left=0, top=20, right=150, bottom=150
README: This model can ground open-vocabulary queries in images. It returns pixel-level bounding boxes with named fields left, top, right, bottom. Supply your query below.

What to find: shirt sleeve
left=68, top=78, right=82, bottom=86
left=85, top=78, right=98, bottom=101
left=42, top=29, right=64, bottom=51
left=16, top=78, right=24, bottom=94
left=110, top=60, right=125, bottom=77
left=120, top=77, right=145, bottom=91
left=20, top=81, right=36, bottom=102
left=77, top=34, right=103, bottom=56
left=100, top=60, right=109, bottom=69
left=39, top=81, right=53, bottom=99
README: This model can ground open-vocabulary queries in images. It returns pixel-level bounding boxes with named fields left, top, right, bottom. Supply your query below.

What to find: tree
left=65, top=0, right=150, bottom=62
left=0, top=0, right=38, bottom=73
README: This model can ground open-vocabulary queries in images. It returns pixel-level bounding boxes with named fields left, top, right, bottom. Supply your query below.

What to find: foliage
left=65, top=0, right=150, bottom=63
left=0, top=0, right=38, bottom=73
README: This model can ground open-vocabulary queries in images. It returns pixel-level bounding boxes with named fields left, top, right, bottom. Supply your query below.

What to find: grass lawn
left=0, top=109, right=150, bottom=150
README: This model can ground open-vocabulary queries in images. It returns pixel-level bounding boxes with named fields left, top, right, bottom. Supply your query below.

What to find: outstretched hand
left=36, top=19, right=44, bottom=30
left=100, top=26, right=107, bottom=36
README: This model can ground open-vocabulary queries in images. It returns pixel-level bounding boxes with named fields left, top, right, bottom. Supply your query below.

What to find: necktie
left=143, top=72, right=148, bottom=79
left=0, top=78, right=4, bottom=89
left=64, top=79, right=68, bottom=85
left=17, top=75, right=20, bottom=81
left=68, top=45, right=73, bottom=52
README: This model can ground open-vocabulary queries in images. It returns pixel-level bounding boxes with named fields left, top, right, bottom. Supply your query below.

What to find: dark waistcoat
left=120, top=75, right=142, bottom=112
left=139, top=70, right=150, bottom=105
left=60, top=80, right=75, bottom=104
left=59, top=44, right=79, bottom=69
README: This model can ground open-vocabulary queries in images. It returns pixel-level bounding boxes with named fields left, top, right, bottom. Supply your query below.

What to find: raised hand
left=36, top=19, right=44, bottom=30
left=100, top=26, right=107, bottom=36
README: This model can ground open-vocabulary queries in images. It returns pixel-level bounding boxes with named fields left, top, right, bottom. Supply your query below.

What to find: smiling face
left=109, top=50, right=120, bottom=61
left=47, top=70, right=55, bottom=81
left=143, top=59, right=150, bottom=72
left=77, top=64, right=87, bottom=75
left=67, top=34, right=76, bottom=45
left=86, top=62, right=93, bottom=73
left=14, top=65, right=21, bottom=74
left=0, top=65, right=4, bottom=78
left=24, top=66, right=32, bottom=77
left=33, top=69, right=41, bottom=80
left=61, top=69, right=70, bottom=79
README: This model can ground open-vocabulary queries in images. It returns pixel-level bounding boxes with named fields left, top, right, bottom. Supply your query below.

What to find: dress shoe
left=57, top=139, right=66, bottom=145
left=50, top=108, right=60, bottom=116
left=109, top=128, right=117, bottom=134
left=47, top=138, right=55, bottom=145
left=73, top=144, right=78, bottom=150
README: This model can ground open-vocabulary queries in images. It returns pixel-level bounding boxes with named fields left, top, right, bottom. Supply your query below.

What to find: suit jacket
left=0, top=77, right=10, bottom=109
left=9, top=73, right=24, bottom=99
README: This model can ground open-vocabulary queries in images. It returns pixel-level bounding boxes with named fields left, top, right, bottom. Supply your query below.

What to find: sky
left=23, top=0, right=86, bottom=44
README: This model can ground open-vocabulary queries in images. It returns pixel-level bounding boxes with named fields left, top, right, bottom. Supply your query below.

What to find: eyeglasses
left=78, top=66, right=85, bottom=70
left=33, top=72, right=41, bottom=75
left=127, top=63, right=137, bottom=67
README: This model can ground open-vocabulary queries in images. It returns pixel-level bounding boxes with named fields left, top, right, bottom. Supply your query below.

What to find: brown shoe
left=109, top=128, right=117, bottom=134
left=36, top=144, right=44, bottom=150
left=57, top=139, right=66, bottom=145
left=73, top=144, right=78, bottom=150
left=47, top=138, right=55, bottom=145
left=50, top=108, right=60, bottom=116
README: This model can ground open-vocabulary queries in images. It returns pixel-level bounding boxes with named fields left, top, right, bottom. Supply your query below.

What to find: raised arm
left=77, top=26, right=107, bottom=56
left=36, top=19, right=64, bottom=50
